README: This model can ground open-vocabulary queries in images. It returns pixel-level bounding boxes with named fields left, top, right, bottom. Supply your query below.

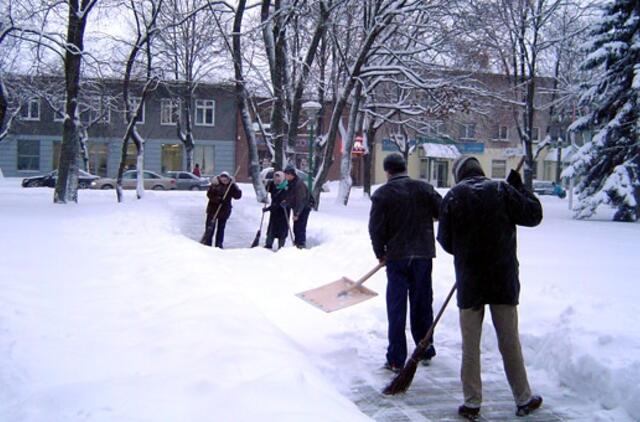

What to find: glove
left=262, top=206, right=270, bottom=213
left=507, top=169, right=523, bottom=190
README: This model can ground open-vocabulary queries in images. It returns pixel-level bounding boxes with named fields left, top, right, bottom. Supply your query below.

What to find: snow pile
left=1, top=178, right=639, bottom=421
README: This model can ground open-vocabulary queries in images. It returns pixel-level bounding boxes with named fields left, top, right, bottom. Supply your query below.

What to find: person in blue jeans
left=368, top=153, right=442, bottom=372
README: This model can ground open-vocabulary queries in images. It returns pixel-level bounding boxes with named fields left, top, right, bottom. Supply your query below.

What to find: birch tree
left=116, top=0, right=163, bottom=201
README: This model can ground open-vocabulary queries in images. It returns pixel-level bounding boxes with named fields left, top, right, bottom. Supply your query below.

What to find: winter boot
left=383, top=362, right=403, bottom=374
left=516, top=395, right=543, bottom=417
left=458, top=405, right=480, bottom=420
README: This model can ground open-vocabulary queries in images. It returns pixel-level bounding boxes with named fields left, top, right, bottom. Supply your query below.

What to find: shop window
left=17, top=139, right=40, bottom=170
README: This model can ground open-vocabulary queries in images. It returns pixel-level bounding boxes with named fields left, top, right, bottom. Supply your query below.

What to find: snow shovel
left=250, top=209, right=266, bottom=248
left=296, top=262, right=384, bottom=313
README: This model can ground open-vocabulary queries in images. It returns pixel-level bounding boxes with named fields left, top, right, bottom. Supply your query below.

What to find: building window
left=531, top=127, right=540, bottom=143
left=20, top=98, right=40, bottom=121
left=428, top=121, right=445, bottom=137
left=161, top=144, right=183, bottom=172
left=194, top=144, right=215, bottom=175
left=496, top=125, right=508, bottom=141
left=491, top=159, right=507, bottom=179
left=89, top=97, right=111, bottom=124
left=161, top=99, right=180, bottom=125
left=88, top=143, right=108, bottom=176
left=195, top=99, right=215, bottom=126
left=53, top=97, right=66, bottom=122
left=124, top=143, right=138, bottom=170
left=17, top=139, right=40, bottom=171
left=460, top=123, right=476, bottom=140
left=128, top=97, right=145, bottom=124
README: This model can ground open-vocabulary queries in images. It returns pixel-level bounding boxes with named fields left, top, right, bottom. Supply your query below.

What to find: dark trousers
left=293, top=205, right=311, bottom=247
left=204, top=215, right=227, bottom=248
left=265, top=231, right=286, bottom=249
left=385, top=258, right=434, bottom=367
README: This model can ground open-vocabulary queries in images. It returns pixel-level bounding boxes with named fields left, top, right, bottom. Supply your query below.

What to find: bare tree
left=451, top=0, right=587, bottom=189
left=52, top=0, right=100, bottom=203
left=156, top=0, right=225, bottom=173
left=116, top=0, right=163, bottom=201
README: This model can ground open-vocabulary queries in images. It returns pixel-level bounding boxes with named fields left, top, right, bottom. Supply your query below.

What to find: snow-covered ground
left=0, top=177, right=638, bottom=421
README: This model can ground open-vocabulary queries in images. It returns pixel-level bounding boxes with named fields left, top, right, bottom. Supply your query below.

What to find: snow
left=1, top=178, right=639, bottom=421
left=422, top=143, right=461, bottom=159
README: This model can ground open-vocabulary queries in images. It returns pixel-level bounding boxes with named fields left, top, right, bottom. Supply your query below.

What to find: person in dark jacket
left=437, top=155, right=543, bottom=419
left=368, top=153, right=442, bottom=373
left=263, top=170, right=290, bottom=250
left=283, top=165, right=311, bottom=249
left=204, top=171, right=242, bottom=248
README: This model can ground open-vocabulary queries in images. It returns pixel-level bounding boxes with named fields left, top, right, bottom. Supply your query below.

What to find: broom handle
left=210, top=167, right=242, bottom=223
left=414, top=282, right=457, bottom=353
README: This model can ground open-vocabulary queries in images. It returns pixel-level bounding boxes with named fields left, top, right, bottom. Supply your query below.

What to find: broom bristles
left=383, top=357, right=419, bottom=395
left=382, top=340, right=430, bottom=395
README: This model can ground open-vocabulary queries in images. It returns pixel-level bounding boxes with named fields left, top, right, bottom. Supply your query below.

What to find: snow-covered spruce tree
left=565, top=0, right=640, bottom=222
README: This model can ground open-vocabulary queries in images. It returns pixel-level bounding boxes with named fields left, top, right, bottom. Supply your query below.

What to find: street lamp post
left=301, top=101, right=321, bottom=192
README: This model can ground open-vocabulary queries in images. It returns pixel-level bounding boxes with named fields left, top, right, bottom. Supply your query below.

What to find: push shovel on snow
left=295, top=262, right=384, bottom=312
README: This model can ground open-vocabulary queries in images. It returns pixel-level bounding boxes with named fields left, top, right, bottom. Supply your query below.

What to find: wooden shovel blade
left=295, top=277, right=378, bottom=313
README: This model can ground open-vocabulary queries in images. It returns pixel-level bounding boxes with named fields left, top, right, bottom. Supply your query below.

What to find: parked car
left=533, top=180, right=566, bottom=198
left=91, top=170, right=176, bottom=190
left=260, top=167, right=330, bottom=192
left=164, top=171, right=210, bottom=191
left=22, top=169, right=100, bottom=189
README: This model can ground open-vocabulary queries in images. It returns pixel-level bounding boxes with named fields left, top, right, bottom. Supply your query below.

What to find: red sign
left=352, top=136, right=366, bottom=156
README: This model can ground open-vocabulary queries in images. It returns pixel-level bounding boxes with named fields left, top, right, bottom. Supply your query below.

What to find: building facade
left=371, top=72, right=574, bottom=187
left=0, top=78, right=238, bottom=179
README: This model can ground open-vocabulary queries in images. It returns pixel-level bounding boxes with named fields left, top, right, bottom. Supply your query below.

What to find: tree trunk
left=337, top=83, right=363, bottom=205
left=54, top=0, right=93, bottom=204
left=362, top=116, right=377, bottom=198
left=234, top=0, right=267, bottom=203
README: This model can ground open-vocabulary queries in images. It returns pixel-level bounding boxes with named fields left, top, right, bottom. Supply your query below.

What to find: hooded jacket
left=437, top=161, right=542, bottom=309
left=206, top=176, right=242, bottom=221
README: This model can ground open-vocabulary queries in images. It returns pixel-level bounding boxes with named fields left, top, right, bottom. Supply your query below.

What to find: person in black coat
left=437, top=155, right=543, bottom=419
left=283, top=165, right=312, bottom=249
left=263, top=170, right=290, bottom=250
left=203, top=171, right=242, bottom=248
left=368, top=153, right=442, bottom=373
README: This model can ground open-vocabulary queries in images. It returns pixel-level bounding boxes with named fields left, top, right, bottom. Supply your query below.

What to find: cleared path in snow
left=169, top=195, right=592, bottom=421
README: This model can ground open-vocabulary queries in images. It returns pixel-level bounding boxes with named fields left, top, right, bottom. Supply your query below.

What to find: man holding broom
left=368, top=153, right=442, bottom=373
left=437, top=156, right=543, bottom=419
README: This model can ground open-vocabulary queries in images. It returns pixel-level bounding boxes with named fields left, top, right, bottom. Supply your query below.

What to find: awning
left=544, top=146, right=576, bottom=162
left=421, top=143, right=461, bottom=159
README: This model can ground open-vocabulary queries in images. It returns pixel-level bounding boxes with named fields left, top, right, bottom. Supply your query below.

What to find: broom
left=383, top=282, right=457, bottom=395
left=250, top=208, right=266, bottom=248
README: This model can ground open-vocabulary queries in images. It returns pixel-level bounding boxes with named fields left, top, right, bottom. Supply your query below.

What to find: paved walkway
left=348, top=361, right=573, bottom=421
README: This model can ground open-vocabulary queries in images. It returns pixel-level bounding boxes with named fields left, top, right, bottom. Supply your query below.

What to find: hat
left=452, top=155, right=484, bottom=183
left=283, top=165, right=296, bottom=176
left=383, top=153, right=407, bottom=174
left=273, top=171, right=285, bottom=182
left=219, top=171, right=231, bottom=178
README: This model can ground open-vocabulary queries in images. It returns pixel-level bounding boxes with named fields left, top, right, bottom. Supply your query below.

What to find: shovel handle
left=339, top=262, right=385, bottom=296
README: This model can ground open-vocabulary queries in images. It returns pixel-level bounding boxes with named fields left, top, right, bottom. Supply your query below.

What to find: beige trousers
left=459, top=304, right=532, bottom=408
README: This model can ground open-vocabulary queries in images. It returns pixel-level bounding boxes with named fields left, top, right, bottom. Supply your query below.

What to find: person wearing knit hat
left=283, top=164, right=312, bottom=248
left=437, top=157, right=544, bottom=419
left=203, top=170, right=242, bottom=248
left=263, top=171, right=290, bottom=250
left=368, top=151, right=442, bottom=373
